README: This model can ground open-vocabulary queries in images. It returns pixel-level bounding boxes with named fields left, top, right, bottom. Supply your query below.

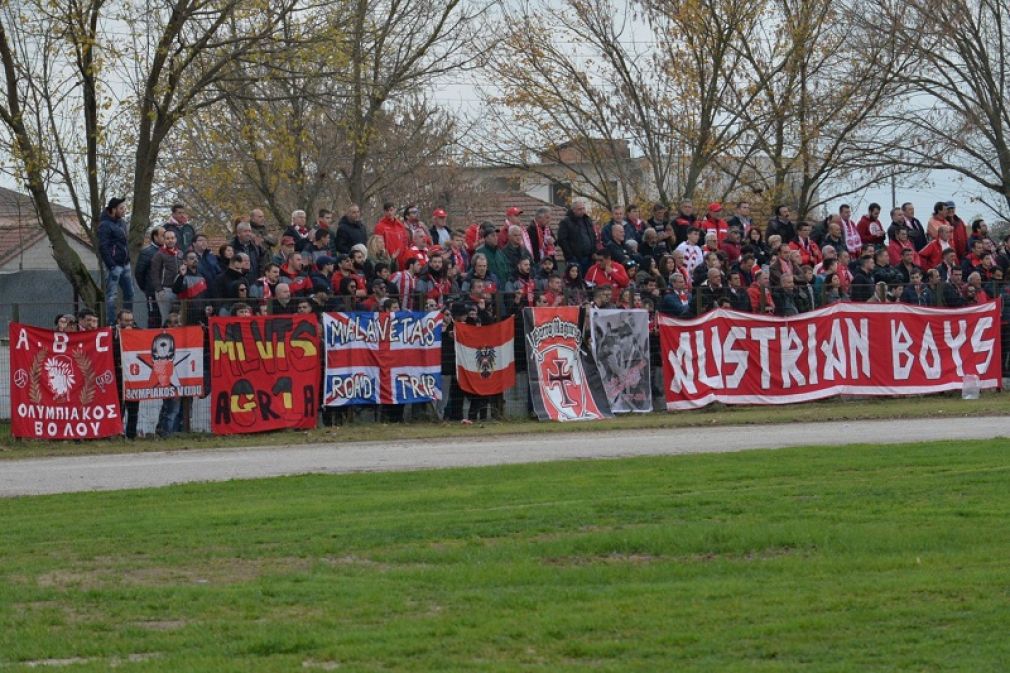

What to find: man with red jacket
left=279, top=252, right=313, bottom=296
left=857, top=203, right=886, bottom=247
left=945, top=201, right=969, bottom=259
left=788, top=222, right=822, bottom=266
left=585, top=249, right=630, bottom=289
left=702, top=202, right=730, bottom=244
left=374, top=201, right=410, bottom=266
left=919, top=224, right=956, bottom=270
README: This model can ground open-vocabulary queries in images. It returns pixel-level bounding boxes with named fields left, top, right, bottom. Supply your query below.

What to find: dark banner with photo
left=589, top=309, right=652, bottom=413
left=210, top=315, right=320, bottom=433
left=9, top=323, right=123, bottom=439
left=523, top=307, right=612, bottom=422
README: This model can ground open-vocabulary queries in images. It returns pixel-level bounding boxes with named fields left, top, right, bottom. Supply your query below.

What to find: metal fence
left=3, top=281, right=1010, bottom=438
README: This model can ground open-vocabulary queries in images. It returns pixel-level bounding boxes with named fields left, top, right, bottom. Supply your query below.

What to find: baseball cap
left=945, top=200, right=956, bottom=208
left=433, top=208, right=447, bottom=218
left=506, top=207, right=523, bottom=217
left=316, top=255, right=334, bottom=267
left=708, top=202, right=723, bottom=213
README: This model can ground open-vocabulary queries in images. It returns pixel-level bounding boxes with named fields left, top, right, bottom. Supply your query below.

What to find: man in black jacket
left=851, top=254, right=876, bottom=302
left=334, top=204, right=368, bottom=254
left=134, top=226, right=164, bottom=328
left=230, top=222, right=262, bottom=284
left=766, top=205, right=796, bottom=244
left=556, top=200, right=598, bottom=273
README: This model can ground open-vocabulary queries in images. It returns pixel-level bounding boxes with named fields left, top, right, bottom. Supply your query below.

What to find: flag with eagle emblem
left=453, top=316, right=515, bottom=396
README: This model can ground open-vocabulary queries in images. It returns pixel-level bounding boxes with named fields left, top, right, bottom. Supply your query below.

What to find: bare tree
left=864, top=0, right=1010, bottom=218
left=725, top=0, right=910, bottom=219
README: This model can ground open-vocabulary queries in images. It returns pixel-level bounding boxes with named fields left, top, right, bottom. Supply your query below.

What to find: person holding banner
left=113, top=309, right=140, bottom=439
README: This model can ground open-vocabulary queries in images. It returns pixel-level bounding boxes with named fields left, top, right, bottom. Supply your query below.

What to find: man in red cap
left=399, top=227, right=431, bottom=270
left=498, top=204, right=529, bottom=248
left=430, top=208, right=451, bottom=246
left=703, top=202, right=729, bottom=244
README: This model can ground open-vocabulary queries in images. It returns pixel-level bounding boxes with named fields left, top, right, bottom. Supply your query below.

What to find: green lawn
left=3, top=439, right=1010, bottom=671
left=2, top=392, right=1008, bottom=459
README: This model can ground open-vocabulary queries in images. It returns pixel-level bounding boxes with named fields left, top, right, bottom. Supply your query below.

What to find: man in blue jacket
left=98, top=197, right=134, bottom=324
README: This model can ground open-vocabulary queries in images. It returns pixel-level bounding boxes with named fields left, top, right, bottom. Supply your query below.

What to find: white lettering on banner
left=15, top=327, right=27, bottom=350
left=667, top=334, right=696, bottom=395
left=891, top=321, right=914, bottom=380
left=846, top=319, right=870, bottom=377
left=724, top=326, right=748, bottom=388
left=780, top=326, right=806, bottom=388
left=943, top=320, right=968, bottom=377
left=806, top=324, right=819, bottom=386
left=53, top=331, right=68, bottom=353
left=919, top=325, right=941, bottom=379
left=821, top=322, right=846, bottom=380
left=95, top=331, right=109, bottom=352
left=696, top=329, right=721, bottom=389
left=972, top=317, right=995, bottom=374
left=751, top=327, right=775, bottom=389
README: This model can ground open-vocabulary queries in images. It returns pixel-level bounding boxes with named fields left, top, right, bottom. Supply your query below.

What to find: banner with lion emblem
left=9, top=323, right=123, bottom=439
left=523, top=307, right=612, bottom=422
left=453, top=316, right=515, bottom=396
left=589, top=308, right=652, bottom=413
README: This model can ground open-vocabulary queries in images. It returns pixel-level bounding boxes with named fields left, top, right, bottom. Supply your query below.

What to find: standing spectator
left=430, top=208, right=452, bottom=246
left=334, top=204, right=367, bottom=254
left=702, top=202, right=730, bottom=243
left=675, top=227, right=704, bottom=276
left=403, top=204, right=432, bottom=247
left=820, top=217, right=845, bottom=252
left=279, top=252, right=314, bottom=297
left=374, top=201, right=410, bottom=265
left=901, top=269, right=933, bottom=305
left=748, top=270, right=775, bottom=313
left=659, top=273, right=692, bottom=317
left=391, top=256, right=421, bottom=309
left=727, top=200, right=753, bottom=235
left=172, top=251, right=211, bottom=325
left=857, top=203, right=886, bottom=247
left=838, top=204, right=862, bottom=255
left=888, top=227, right=922, bottom=268
left=77, top=308, right=99, bottom=331
left=231, top=222, right=262, bottom=284
left=213, top=253, right=248, bottom=300
left=503, top=225, right=533, bottom=276
left=885, top=207, right=909, bottom=244
left=743, top=227, right=770, bottom=267
left=789, top=222, right=822, bottom=266
left=927, top=201, right=947, bottom=239
left=945, top=201, right=969, bottom=259
left=98, top=197, right=134, bottom=324
left=850, top=255, right=876, bottom=302
left=624, top=204, right=646, bottom=242
left=163, top=204, right=196, bottom=252
left=192, top=234, right=220, bottom=283
left=303, top=228, right=332, bottom=267
left=148, top=229, right=183, bottom=323
left=920, top=224, right=955, bottom=270
left=600, top=204, right=625, bottom=245
left=283, top=209, right=312, bottom=252
left=563, top=263, right=588, bottom=305
left=969, top=218, right=995, bottom=254
left=726, top=270, right=751, bottom=311
left=155, top=312, right=183, bottom=437
left=775, top=274, right=800, bottom=316
left=113, top=309, right=139, bottom=439
left=475, top=223, right=512, bottom=286
left=766, top=205, right=796, bottom=244
left=901, top=202, right=928, bottom=250
left=585, top=249, right=630, bottom=289
left=316, top=208, right=334, bottom=231
left=528, top=207, right=556, bottom=263
left=557, top=200, right=598, bottom=273
left=135, top=226, right=164, bottom=327
left=672, top=200, right=696, bottom=246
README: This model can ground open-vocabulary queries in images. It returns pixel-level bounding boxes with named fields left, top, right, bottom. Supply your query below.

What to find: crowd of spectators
left=94, top=196, right=1010, bottom=333
left=46, top=195, right=1010, bottom=435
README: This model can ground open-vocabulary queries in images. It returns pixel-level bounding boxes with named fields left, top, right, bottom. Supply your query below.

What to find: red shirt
left=585, top=262, right=630, bottom=289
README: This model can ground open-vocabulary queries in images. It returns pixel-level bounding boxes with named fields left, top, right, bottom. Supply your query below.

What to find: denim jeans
left=156, top=397, right=181, bottom=437
left=105, top=263, right=135, bottom=323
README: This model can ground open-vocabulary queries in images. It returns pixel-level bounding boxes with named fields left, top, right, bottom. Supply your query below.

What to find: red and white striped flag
left=454, top=317, right=515, bottom=396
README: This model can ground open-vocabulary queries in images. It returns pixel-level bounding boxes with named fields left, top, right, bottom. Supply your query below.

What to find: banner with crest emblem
left=523, top=307, right=612, bottom=422
left=9, top=323, right=124, bottom=439
left=120, top=327, right=205, bottom=400
left=453, top=316, right=515, bottom=396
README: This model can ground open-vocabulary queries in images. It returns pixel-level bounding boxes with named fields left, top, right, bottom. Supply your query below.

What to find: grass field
left=3, top=438, right=1010, bottom=671
left=1, top=392, right=1007, bottom=459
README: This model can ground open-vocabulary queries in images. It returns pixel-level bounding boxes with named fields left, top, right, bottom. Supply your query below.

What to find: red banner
left=523, top=307, right=612, bottom=421
left=9, top=323, right=123, bottom=439
left=454, top=317, right=516, bottom=396
left=120, top=327, right=205, bottom=401
left=210, top=315, right=320, bottom=434
left=659, top=301, right=1002, bottom=409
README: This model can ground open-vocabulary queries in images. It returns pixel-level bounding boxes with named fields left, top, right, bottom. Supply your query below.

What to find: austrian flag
left=454, top=317, right=516, bottom=396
